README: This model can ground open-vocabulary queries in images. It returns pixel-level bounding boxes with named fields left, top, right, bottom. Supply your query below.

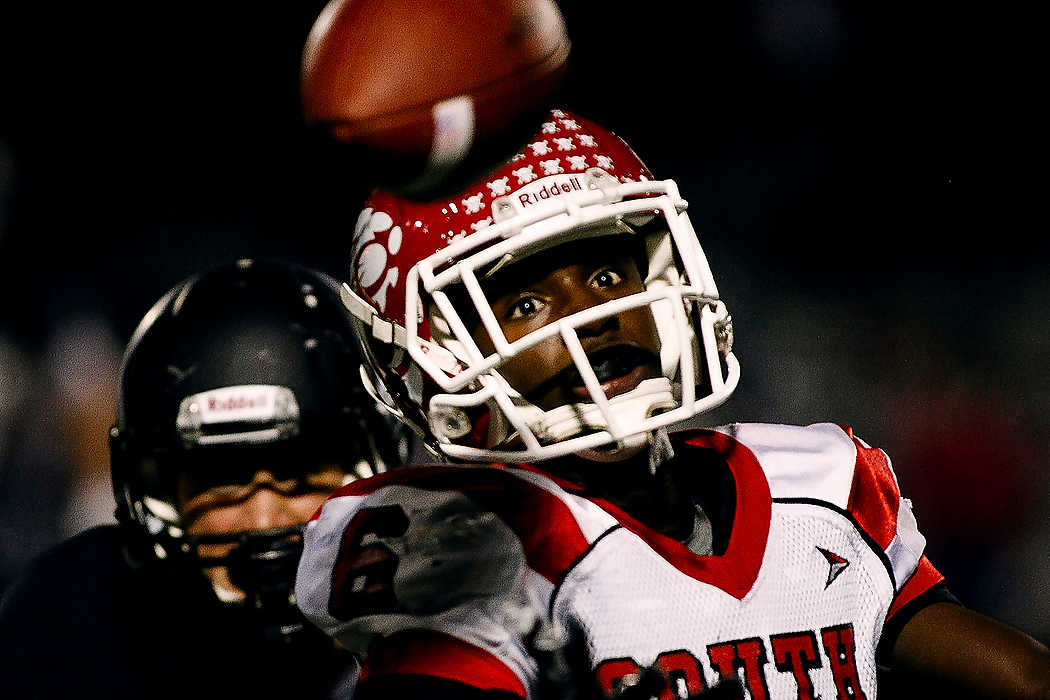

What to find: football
left=301, top=0, right=571, bottom=195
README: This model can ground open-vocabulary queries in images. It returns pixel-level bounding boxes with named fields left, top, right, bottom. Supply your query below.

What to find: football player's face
left=473, top=236, right=661, bottom=411
left=179, top=467, right=346, bottom=600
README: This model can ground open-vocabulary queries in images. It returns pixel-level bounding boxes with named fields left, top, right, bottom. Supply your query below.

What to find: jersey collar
left=522, top=428, right=771, bottom=600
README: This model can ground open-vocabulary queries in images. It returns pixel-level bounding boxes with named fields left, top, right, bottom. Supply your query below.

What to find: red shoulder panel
left=843, top=427, right=900, bottom=552
left=317, top=465, right=592, bottom=584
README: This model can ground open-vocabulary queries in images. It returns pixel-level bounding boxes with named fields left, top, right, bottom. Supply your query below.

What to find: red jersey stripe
left=360, top=628, right=527, bottom=697
left=886, top=556, right=946, bottom=621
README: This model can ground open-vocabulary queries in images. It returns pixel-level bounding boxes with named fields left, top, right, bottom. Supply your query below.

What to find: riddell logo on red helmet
left=515, top=175, right=585, bottom=208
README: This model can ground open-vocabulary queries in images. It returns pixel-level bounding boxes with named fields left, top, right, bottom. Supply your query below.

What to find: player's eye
left=590, top=267, right=624, bottom=289
left=506, top=295, right=545, bottom=320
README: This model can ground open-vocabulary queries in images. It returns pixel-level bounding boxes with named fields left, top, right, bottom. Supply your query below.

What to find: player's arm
left=295, top=474, right=533, bottom=698
left=295, top=466, right=601, bottom=699
left=889, top=601, right=1050, bottom=699
left=839, top=426, right=1050, bottom=697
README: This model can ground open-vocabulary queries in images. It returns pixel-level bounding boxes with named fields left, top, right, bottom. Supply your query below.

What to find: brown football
left=301, top=0, right=571, bottom=194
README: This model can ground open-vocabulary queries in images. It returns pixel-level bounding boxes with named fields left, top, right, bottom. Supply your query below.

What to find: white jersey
left=296, top=423, right=946, bottom=699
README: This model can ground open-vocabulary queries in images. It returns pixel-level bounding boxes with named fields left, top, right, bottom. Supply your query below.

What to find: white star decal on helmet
left=540, top=158, right=564, bottom=175
left=529, top=140, right=552, bottom=156
left=486, top=176, right=511, bottom=197
left=462, top=193, right=485, bottom=214
left=512, top=165, right=537, bottom=184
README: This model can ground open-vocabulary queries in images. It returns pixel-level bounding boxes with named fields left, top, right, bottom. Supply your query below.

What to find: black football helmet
left=110, top=258, right=405, bottom=644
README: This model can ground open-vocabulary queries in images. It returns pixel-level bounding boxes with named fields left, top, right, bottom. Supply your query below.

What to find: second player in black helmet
left=110, top=258, right=405, bottom=642
left=0, top=259, right=407, bottom=699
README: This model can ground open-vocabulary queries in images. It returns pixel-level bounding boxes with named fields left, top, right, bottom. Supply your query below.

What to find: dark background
left=1, top=1, right=1046, bottom=641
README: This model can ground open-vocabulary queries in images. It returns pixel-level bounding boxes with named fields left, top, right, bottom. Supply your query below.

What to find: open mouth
left=561, top=345, right=660, bottom=400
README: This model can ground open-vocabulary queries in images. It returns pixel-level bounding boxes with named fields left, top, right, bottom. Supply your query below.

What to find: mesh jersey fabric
left=295, top=422, right=946, bottom=699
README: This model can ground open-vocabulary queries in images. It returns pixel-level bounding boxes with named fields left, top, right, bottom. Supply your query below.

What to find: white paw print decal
left=353, top=208, right=402, bottom=313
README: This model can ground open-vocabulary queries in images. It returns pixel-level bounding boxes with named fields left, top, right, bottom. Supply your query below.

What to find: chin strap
left=484, top=377, right=677, bottom=463
left=646, top=426, right=676, bottom=475
left=187, top=526, right=311, bottom=644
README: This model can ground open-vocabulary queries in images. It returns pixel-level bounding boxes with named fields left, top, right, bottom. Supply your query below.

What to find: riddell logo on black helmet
left=178, top=385, right=299, bottom=430
left=207, top=393, right=270, bottom=412
left=177, top=385, right=302, bottom=446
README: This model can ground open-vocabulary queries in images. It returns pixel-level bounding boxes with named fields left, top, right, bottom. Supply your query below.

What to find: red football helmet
left=342, top=110, right=738, bottom=462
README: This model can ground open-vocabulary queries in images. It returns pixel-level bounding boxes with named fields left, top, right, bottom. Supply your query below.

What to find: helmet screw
left=715, top=315, right=734, bottom=354
left=492, top=197, right=516, bottom=223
